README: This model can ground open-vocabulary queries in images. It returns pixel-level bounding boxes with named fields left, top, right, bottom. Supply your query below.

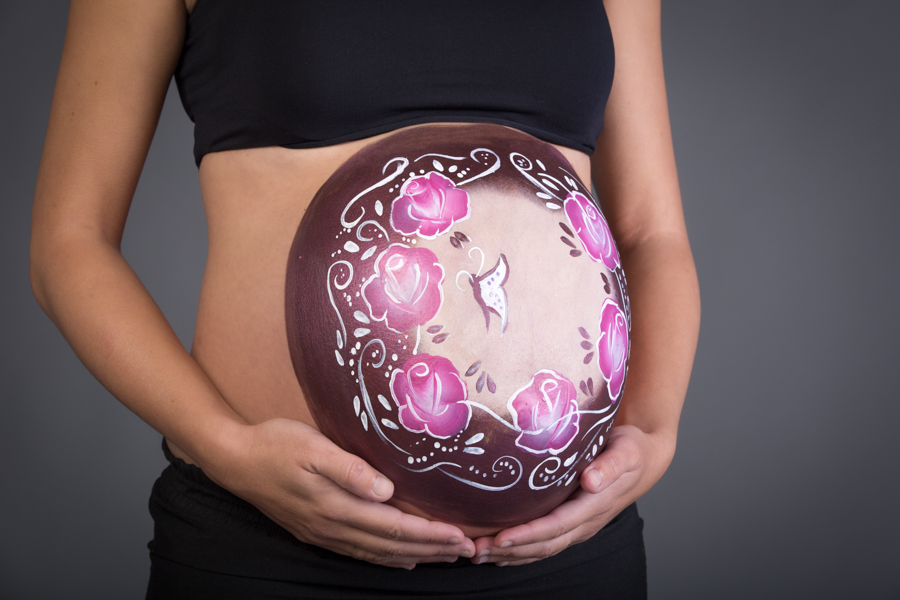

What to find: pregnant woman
left=30, top=0, right=699, bottom=598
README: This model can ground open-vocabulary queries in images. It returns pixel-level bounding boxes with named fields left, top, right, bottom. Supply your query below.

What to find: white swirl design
left=510, top=152, right=564, bottom=204
left=527, top=401, right=622, bottom=490
left=458, top=148, right=501, bottom=186
left=327, top=261, right=353, bottom=351
left=356, top=220, right=389, bottom=243
left=434, top=456, right=523, bottom=492
left=356, top=339, right=410, bottom=455
left=341, top=157, right=409, bottom=228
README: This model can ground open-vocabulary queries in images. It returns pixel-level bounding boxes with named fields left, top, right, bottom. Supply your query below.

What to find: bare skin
left=30, top=0, right=698, bottom=570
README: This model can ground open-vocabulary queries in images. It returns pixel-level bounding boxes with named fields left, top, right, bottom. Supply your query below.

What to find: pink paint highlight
left=361, top=244, right=444, bottom=333
left=564, top=191, right=620, bottom=270
left=390, top=172, right=471, bottom=238
left=597, top=299, right=628, bottom=402
left=508, top=370, right=580, bottom=455
left=391, top=354, right=471, bottom=438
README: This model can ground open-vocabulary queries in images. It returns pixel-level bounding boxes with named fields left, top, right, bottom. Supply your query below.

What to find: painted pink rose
left=507, top=370, right=580, bottom=455
left=362, top=244, right=444, bottom=333
left=390, top=172, right=471, bottom=238
left=598, top=298, right=628, bottom=402
left=564, top=191, right=620, bottom=270
left=391, top=354, right=471, bottom=438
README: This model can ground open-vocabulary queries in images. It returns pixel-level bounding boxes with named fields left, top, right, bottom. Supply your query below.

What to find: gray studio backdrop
left=2, top=2, right=898, bottom=598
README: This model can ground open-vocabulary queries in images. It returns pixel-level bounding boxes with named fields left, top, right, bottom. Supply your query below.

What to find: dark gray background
left=2, top=1, right=898, bottom=598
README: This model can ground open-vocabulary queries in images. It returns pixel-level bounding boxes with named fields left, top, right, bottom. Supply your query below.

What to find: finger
left=318, top=527, right=474, bottom=565
left=304, top=432, right=395, bottom=502
left=474, top=537, right=570, bottom=564
left=492, top=489, right=593, bottom=548
left=580, top=431, right=643, bottom=494
left=292, top=486, right=474, bottom=549
left=337, top=499, right=475, bottom=551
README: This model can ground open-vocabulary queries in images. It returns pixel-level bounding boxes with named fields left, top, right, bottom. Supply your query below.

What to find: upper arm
left=592, top=0, right=686, bottom=251
left=31, top=0, right=187, bottom=253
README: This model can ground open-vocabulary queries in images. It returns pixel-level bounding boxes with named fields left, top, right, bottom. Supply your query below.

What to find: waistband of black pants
left=149, top=437, right=644, bottom=592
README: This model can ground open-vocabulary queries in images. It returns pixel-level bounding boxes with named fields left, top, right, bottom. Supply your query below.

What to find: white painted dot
left=408, top=457, right=414, bottom=464
left=434, top=442, right=441, bottom=449
left=392, top=354, right=398, bottom=361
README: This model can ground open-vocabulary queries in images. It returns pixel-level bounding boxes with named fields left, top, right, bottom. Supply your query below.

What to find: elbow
left=29, top=233, right=54, bottom=315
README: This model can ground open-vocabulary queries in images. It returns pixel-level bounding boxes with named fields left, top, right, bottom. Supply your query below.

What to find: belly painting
left=286, top=124, right=630, bottom=528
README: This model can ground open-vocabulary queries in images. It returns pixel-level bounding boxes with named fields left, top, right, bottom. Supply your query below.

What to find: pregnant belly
left=285, top=124, right=630, bottom=532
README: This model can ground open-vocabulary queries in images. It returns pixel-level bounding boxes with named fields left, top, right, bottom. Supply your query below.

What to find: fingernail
left=497, top=561, right=509, bottom=567
left=585, top=469, right=602, bottom=490
left=372, top=476, right=392, bottom=498
left=403, top=564, right=415, bottom=570
left=460, top=549, right=473, bottom=558
left=472, top=557, right=486, bottom=565
left=443, top=556, right=458, bottom=563
left=479, top=548, right=491, bottom=557
left=500, top=541, right=512, bottom=549
left=446, top=536, right=461, bottom=545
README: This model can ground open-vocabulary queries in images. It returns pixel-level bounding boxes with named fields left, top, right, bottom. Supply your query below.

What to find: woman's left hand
left=471, top=424, right=671, bottom=566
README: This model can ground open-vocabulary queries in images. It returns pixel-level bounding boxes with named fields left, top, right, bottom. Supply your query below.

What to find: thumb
left=580, top=427, right=641, bottom=494
left=307, top=434, right=395, bottom=502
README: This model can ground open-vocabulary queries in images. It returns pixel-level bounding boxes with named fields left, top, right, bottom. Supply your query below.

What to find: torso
left=169, top=1, right=621, bottom=537
left=171, top=125, right=592, bottom=449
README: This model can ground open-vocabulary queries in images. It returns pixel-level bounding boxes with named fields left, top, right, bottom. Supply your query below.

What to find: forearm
left=615, top=229, right=700, bottom=482
left=30, top=232, right=247, bottom=469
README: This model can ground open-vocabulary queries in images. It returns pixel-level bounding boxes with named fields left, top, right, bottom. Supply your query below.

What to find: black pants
left=146, top=440, right=647, bottom=599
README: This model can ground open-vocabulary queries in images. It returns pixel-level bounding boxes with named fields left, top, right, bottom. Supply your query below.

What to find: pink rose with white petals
left=362, top=244, right=444, bottom=333
left=391, top=354, right=471, bottom=438
left=564, top=191, right=620, bottom=270
left=597, top=298, right=628, bottom=402
left=390, top=172, right=471, bottom=238
left=507, top=370, right=580, bottom=455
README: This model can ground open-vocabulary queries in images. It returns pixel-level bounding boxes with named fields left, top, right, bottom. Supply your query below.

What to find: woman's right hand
left=203, top=418, right=475, bottom=569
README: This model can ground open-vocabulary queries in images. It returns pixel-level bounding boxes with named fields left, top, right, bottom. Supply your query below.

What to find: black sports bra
left=175, top=1, right=615, bottom=166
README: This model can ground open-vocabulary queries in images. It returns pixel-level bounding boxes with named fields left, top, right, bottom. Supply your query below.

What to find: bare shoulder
left=33, top=0, right=187, bottom=243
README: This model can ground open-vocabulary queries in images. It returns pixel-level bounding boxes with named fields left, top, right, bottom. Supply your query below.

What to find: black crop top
left=175, top=1, right=615, bottom=166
